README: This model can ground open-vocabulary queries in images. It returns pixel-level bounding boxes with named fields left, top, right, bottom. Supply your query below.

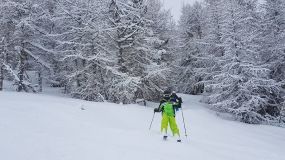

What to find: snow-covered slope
left=0, top=91, right=284, bottom=160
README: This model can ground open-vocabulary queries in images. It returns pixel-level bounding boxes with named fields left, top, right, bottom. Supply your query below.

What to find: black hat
left=163, top=90, right=171, bottom=95
left=163, top=90, right=171, bottom=100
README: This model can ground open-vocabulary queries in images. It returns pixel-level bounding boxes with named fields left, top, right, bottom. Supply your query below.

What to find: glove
left=154, top=108, right=161, bottom=113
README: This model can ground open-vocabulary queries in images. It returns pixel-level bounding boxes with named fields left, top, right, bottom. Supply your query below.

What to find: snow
left=0, top=91, right=284, bottom=160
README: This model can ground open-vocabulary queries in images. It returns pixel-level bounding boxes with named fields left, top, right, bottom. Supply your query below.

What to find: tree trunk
left=17, top=49, right=27, bottom=92
left=38, top=70, right=43, bottom=92
left=0, top=37, right=7, bottom=91
left=0, top=65, right=3, bottom=91
left=75, top=59, right=81, bottom=87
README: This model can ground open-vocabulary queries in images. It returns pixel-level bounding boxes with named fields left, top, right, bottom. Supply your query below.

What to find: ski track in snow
left=0, top=91, right=284, bottom=160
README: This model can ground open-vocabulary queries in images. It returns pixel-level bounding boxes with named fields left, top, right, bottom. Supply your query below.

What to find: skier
left=170, top=91, right=182, bottom=110
left=154, top=90, right=182, bottom=142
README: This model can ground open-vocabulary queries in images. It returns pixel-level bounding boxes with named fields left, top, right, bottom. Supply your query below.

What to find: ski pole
left=149, top=111, right=156, bottom=130
left=181, top=107, right=188, bottom=138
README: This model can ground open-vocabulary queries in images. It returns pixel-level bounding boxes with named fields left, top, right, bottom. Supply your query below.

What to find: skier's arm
left=154, top=100, right=164, bottom=112
left=178, top=97, right=182, bottom=108
left=154, top=108, right=160, bottom=112
left=173, top=97, right=182, bottom=111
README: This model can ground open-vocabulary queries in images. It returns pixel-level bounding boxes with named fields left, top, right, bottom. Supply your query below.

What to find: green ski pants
left=161, top=113, right=180, bottom=136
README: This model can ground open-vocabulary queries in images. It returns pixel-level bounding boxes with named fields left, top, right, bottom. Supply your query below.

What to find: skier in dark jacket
left=170, top=91, right=182, bottom=110
left=154, top=90, right=182, bottom=142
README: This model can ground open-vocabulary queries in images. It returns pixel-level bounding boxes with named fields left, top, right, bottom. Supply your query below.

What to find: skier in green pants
left=154, top=90, right=182, bottom=142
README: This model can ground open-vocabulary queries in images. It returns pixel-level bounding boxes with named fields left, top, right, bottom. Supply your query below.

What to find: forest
left=0, top=0, right=284, bottom=125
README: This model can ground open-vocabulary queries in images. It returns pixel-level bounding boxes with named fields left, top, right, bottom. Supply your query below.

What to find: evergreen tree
left=108, top=0, right=173, bottom=103
left=176, top=0, right=285, bottom=124
left=177, top=2, right=206, bottom=94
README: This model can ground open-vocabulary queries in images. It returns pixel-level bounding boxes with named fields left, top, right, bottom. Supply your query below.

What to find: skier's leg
left=161, top=113, right=169, bottom=136
left=169, top=116, right=180, bottom=136
left=169, top=116, right=181, bottom=141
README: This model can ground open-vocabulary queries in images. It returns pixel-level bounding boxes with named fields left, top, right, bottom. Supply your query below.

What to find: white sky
left=163, top=0, right=265, bottom=21
left=162, top=0, right=202, bottom=21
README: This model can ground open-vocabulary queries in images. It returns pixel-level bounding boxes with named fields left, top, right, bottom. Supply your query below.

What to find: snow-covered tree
left=176, top=0, right=285, bottom=124
left=260, top=0, right=285, bottom=86
left=45, top=0, right=116, bottom=101
left=203, top=0, right=284, bottom=124
left=0, top=0, right=56, bottom=92
left=108, top=0, right=174, bottom=103
left=0, top=0, right=36, bottom=92
left=176, top=2, right=207, bottom=94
